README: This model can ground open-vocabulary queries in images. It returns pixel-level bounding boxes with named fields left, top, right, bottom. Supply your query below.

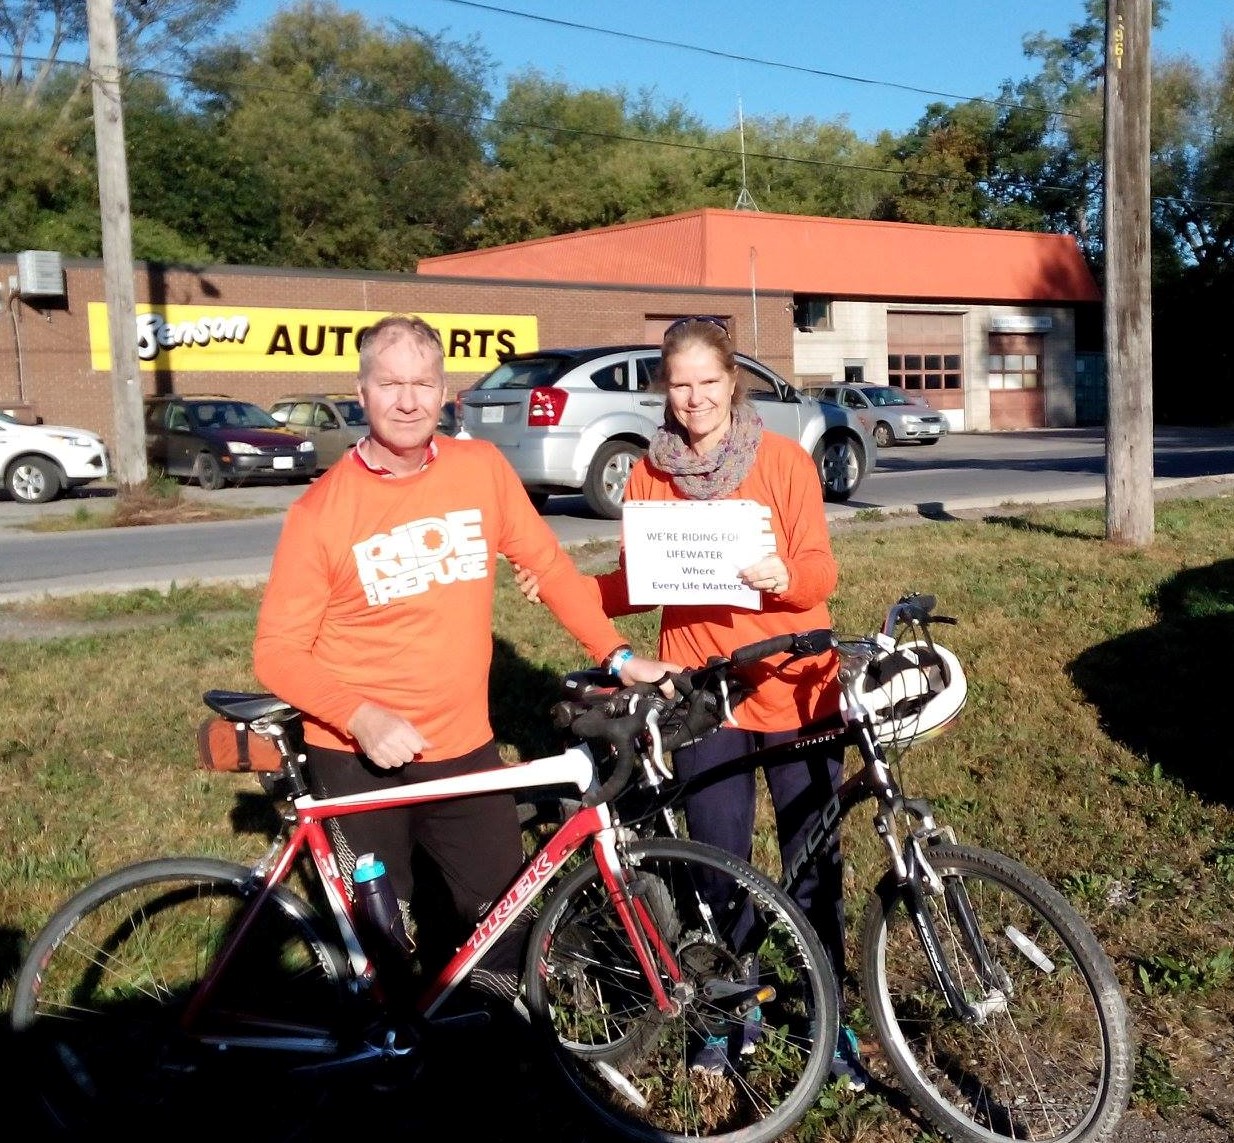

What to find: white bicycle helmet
left=842, top=638, right=967, bottom=747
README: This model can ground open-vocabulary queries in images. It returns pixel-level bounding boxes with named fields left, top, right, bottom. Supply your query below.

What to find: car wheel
left=527, top=492, right=550, bottom=512
left=193, top=453, right=228, bottom=491
left=6, top=455, right=63, bottom=504
left=583, top=441, right=644, bottom=520
left=873, top=422, right=894, bottom=448
left=814, top=434, right=865, bottom=503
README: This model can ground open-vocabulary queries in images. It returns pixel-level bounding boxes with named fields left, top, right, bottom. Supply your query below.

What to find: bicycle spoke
left=526, top=838, right=835, bottom=1143
left=864, top=844, right=1132, bottom=1143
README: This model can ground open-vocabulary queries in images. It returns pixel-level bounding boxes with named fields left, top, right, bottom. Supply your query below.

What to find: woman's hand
left=738, top=555, right=791, bottom=597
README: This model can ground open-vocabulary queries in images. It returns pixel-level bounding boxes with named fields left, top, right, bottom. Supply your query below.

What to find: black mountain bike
left=545, top=592, right=1134, bottom=1143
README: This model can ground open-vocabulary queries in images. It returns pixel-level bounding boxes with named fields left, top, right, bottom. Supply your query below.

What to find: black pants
left=305, top=738, right=526, bottom=976
left=671, top=725, right=848, bottom=984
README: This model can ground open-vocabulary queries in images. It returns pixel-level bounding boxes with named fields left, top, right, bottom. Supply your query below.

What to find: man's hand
left=512, top=562, right=541, bottom=604
left=347, top=701, right=430, bottom=769
left=620, top=653, right=682, bottom=698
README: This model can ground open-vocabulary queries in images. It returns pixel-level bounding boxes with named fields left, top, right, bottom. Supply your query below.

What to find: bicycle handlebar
left=553, top=591, right=959, bottom=805
left=554, top=627, right=836, bottom=805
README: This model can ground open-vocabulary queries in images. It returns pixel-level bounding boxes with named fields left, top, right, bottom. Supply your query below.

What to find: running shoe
left=689, top=1034, right=732, bottom=1075
left=830, top=1025, right=869, bottom=1092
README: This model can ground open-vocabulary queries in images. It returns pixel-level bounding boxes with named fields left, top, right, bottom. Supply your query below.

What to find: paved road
left=2, top=427, right=1232, bottom=603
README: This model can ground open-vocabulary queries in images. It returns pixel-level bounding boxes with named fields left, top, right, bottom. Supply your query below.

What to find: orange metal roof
left=418, top=208, right=1101, bottom=303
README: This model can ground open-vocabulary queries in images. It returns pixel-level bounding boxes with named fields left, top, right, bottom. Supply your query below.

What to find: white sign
left=990, top=315, right=1053, bottom=333
left=623, top=500, right=776, bottom=609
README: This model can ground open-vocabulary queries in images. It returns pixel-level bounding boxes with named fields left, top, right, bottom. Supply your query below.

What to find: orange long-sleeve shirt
left=593, top=429, right=840, bottom=732
left=253, top=438, right=631, bottom=761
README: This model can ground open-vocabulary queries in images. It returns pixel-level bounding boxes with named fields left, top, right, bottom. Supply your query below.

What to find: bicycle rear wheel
left=11, top=857, right=351, bottom=1138
left=524, top=837, right=837, bottom=1143
left=861, top=843, right=1133, bottom=1143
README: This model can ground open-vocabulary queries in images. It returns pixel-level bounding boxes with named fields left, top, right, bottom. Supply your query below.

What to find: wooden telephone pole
left=86, top=0, right=147, bottom=489
left=1103, top=0, right=1154, bottom=544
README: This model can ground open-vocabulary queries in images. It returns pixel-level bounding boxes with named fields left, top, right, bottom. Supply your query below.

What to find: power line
left=4, top=50, right=1232, bottom=212
left=433, top=0, right=1079, bottom=122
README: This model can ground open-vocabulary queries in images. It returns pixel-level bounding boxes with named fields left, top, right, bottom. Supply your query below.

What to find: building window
left=888, top=352, right=962, bottom=391
left=792, top=295, right=832, bottom=332
left=988, top=334, right=1043, bottom=390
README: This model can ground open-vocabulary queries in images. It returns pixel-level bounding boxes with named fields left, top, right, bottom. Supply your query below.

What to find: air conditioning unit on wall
left=16, top=250, right=65, bottom=299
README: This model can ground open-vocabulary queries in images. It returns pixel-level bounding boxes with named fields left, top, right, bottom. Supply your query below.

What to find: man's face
left=357, top=334, right=446, bottom=455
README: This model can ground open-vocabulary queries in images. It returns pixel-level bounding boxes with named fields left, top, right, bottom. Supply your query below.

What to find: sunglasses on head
left=664, top=315, right=730, bottom=338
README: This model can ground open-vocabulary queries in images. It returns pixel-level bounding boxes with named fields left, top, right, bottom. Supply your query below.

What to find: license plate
left=481, top=406, right=502, bottom=423
left=273, top=456, right=294, bottom=470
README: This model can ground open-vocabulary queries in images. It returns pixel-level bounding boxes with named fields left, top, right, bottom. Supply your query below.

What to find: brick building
left=0, top=208, right=1100, bottom=451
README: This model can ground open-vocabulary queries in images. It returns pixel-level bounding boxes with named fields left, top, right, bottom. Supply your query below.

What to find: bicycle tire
left=861, top=842, right=1133, bottom=1143
left=11, top=856, right=351, bottom=1138
left=524, top=837, right=837, bottom=1143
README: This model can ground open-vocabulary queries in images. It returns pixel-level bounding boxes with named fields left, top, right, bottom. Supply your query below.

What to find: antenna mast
left=734, top=98, right=760, bottom=211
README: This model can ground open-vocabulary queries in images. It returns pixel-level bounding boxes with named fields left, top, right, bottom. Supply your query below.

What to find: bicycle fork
left=885, top=822, right=1013, bottom=1025
left=593, top=829, right=683, bottom=1016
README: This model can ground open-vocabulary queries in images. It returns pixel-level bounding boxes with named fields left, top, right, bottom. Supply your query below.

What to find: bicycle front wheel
left=861, top=843, right=1133, bottom=1143
left=524, top=837, right=837, bottom=1143
left=11, top=856, right=350, bottom=1138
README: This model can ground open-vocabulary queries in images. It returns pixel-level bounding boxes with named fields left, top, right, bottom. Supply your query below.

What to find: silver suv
left=458, top=345, right=876, bottom=519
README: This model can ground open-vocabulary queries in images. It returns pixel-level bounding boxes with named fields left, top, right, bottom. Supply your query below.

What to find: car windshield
left=861, top=387, right=915, bottom=408
left=189, top=401, right=281, bottom=430
left=475, top=357, right=569, bottom=391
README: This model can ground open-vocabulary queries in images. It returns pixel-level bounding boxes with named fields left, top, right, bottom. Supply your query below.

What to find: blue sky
left=214, top=0, right=1232, bottom=139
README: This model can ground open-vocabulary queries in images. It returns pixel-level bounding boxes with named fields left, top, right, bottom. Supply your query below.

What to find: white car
left=820, top=383, right=948, bottom=447
left=0, top=411, right=111, bottom=504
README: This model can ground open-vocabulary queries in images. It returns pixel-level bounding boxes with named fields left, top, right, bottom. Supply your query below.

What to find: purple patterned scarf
left=647, top=400, right=763, bottom=500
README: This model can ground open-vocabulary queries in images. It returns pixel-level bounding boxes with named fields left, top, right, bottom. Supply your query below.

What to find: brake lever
left=643, top=707, right=672, bottom=779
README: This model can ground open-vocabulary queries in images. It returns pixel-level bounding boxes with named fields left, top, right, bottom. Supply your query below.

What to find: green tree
left=123, top=78, right=282, bottom=265
left=188, top=0, right=490, bottom=269
left=469, top=72, right=716, bottom=247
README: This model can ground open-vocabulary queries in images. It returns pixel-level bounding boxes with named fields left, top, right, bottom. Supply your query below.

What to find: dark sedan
left=144, top=395, right=316, bottom=489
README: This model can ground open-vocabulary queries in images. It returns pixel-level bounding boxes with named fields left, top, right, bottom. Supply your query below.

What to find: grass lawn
left=2, top=494, right=1232, bottom=1140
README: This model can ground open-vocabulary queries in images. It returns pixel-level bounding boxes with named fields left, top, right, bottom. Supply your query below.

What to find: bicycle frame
left=183, top=741, right=684, bottom=1036
left=644, top=646, right=994, bottom=1027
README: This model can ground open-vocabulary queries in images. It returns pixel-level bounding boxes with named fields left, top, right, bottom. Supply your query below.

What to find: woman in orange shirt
left=519, top=317, right=866, bottom=1086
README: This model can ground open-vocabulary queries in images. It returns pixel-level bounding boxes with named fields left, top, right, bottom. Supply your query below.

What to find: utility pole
left=86, top=0, right=147, bottom=489
left=1103, top=0, right=1153, bottom=544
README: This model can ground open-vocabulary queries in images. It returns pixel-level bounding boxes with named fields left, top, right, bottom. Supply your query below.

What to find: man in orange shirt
left=254, top=314, right=674, bottom=997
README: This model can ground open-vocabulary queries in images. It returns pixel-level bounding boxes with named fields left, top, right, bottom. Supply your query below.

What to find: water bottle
left=352, top=852, right=415, bottom=961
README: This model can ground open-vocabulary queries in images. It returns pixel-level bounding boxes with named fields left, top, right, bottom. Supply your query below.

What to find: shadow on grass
left=1069, top=558, right=1234, bottom=807
left=984, top=512, right=1102, bottom=542
left=488, top=635, right=572, bottom=762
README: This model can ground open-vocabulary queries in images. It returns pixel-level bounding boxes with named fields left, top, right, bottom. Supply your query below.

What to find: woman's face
left=665, top=341, right=737, bottom=454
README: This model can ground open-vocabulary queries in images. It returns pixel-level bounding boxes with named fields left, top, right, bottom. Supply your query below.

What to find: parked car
left=819, top=383, right=948, bottom=448
left=143, top=395, right=316, bottom=490
left=0, top=410, right=111, bottom=504
left=268, top=393, right=368, bottom=472
left=269, top=391, right=461, bottom=472
left=457, top=346, right=877, bottom=519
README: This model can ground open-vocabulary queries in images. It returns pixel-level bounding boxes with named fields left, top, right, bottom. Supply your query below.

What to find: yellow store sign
left=88, top=305, right=539, bottom=373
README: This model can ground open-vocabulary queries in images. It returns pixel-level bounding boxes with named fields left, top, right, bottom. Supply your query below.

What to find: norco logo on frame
left=136, top=312, right=251, bottom=361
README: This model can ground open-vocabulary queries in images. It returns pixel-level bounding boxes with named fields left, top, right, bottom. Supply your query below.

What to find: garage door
left=886, top=313, right=964, bottom=424
left=987, top=333, right=1045, bottom=429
